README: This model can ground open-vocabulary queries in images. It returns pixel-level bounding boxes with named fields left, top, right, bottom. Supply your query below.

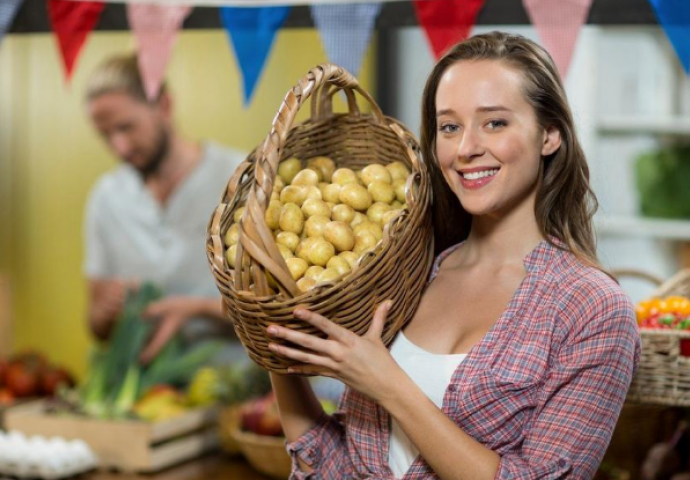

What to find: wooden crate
left=4, top=400, right=220, bottom=472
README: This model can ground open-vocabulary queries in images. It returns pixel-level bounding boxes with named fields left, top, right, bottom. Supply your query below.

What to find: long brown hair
left=420, top=31, right=600, bottom=269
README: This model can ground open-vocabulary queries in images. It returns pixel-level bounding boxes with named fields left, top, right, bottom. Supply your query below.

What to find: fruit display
left=636, top=295, right=690, bottom=330
left=224, top=156, right=411, bottom=293
left=0, top=351, right=75, bottom=406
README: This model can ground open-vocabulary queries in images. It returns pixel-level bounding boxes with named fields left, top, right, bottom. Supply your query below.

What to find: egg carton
left=0, top=430, right=98, bottom=479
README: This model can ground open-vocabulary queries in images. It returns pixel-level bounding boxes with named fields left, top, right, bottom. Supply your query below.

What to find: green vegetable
left=76, top=282, right=223, bottom=419
left=659, top=314, right=676, bottom=326
left=636, top=144, right=690, bottom=219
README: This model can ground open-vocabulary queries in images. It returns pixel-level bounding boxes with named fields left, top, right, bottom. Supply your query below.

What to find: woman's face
left=434, top=59, right=560, bottom=218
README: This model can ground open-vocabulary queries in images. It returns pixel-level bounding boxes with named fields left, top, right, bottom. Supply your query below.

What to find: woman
left=267, top=31, right=640, bottom=480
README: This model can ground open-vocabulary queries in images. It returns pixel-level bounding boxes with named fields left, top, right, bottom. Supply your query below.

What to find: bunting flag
left=47, top=0, right=104, bottom=80
left=522, top=0, right=594, bottom=78
left=0, top=0, right=24, bottom=47
left=311, top=3, right=381, bottom=77
left=221, top=6, right=290, bottom=106
left=649, top=0, right=690, bottom=73
left=127, top=3, right=191, bottom=100
left=413, top=0, right=485, bottom=59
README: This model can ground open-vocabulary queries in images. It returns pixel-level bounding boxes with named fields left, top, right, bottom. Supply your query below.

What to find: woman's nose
left=456, top=128, right=483, bottom=160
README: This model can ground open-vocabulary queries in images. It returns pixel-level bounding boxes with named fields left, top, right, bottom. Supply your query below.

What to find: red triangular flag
left=413, top=0, right=486, bottom=58
left=522, top=0, right=594, bottom=78
left=48, top=0, right=104, bottom=81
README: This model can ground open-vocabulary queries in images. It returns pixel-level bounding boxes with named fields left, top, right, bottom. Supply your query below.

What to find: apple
left=5, top=363, right=39, bottom=397
left=0, top=387, right=14, bottom=406
left=240, top=392, right=284, bottom=437
left=39, top=366, right=75, bottom=396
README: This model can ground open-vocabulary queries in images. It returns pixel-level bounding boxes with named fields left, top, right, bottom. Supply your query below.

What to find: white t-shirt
left=83, top=142, right=245, bottom=356
left=388, top=331, right=467, bottom=479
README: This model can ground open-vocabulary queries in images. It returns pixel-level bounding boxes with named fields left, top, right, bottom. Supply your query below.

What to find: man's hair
left=85, top=54, right=166, bottom=103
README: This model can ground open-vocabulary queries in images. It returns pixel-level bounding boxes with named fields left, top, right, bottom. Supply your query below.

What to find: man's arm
left=87, top=278, right=130, bottom=341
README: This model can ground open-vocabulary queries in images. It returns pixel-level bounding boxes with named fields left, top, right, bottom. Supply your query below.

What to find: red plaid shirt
left=286, top=239, right=640, bottom=480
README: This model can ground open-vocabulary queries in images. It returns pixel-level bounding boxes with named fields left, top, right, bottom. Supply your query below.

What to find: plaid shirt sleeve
left=285, top=410, right=353, bottom=480
left=495, top=278, right=640, bottom=480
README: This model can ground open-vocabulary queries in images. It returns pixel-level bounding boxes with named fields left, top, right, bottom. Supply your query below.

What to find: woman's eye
left=486, top=119, right=507, bottom=130
left=439, top=124, right=459, bottom=134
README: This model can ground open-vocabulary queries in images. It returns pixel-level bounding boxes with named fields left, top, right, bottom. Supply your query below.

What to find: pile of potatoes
left=224, top=156, right=411, bottom=292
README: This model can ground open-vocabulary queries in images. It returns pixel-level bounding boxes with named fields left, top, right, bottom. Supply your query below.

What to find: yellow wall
left=0, top=29, right=376, bottom=378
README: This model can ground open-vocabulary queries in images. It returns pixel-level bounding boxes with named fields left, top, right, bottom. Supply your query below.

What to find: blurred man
left=83, top=54, right=245, bottom=364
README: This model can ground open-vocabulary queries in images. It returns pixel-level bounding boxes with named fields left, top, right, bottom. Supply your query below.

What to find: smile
left=458, top=168, right=499, bottom=190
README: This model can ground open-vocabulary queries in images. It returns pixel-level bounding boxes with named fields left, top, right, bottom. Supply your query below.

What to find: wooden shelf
left=597, top=116, right=690, bottom=135
left=595, top=216, right=690, bottom=241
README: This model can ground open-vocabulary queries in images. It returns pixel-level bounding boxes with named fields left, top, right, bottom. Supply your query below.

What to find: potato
left=331, top=168, right=359, bottom=186
left=354, top=231, right=377, bottom=255
left=392, top=178, right=407, bottom=204
left=304, top=186, right=323, bottom=202
left=308, top=156, right=336, bottom=182
left=276, top=231, right=300, bottom=252
left=304, top=265, right=325, bottom=280
left=223, top=223, right=239, bottom=246
left=368, top=181, right=396, bottom=204
left=361, top=164, right=392, bottom=186
left=297, top=277, right=317, bottom=292
left=278, top=157, right=301, bottom=184
left=274, top=176, right=286, bottom=193
left=354, top=221, right=383, bottom=241
left=317, top=267, right=340, bottom=283
left=280, top=185, right=308, bottom=206
left=295, top=236, right=321, bottom=261
left=391, top=200, right=404, bottom=209
left=302, top=198, right=332, bottom=218
left=324, top=221, right=355, bottom=252
left=350, top=212, right=368, bottom=228
left=277, top=244, right=294, bottom=261
left=339, top=183, right=373, bottom=212
left=308, top=238, right=336, bottom=267
left=321, top=183, right=342, bottom=204
left=265, top=200, right=283, bottom=230
left=233, top=206, right=245, bottom=223
left=225, top=244, right=238, bottom=268
left=331, top=204, right=355, bottom=224
left=367, top=202, right=392, bottom=225
left=327, top=256, right=351, bottom=276
left=279, top=203, right=305, bottom=235
left=339, top=251, right=359, bottom=269
left=381, top=209, right=403, bottom=226
left=286, top=257, right=309, bottom=280
left=386, top=161, right=410, bottom=182
left=292, top=168, right=321, bottom=186
left=270, top=190, right=280, bottom=202
left=305, top=215, right=331, bottom=238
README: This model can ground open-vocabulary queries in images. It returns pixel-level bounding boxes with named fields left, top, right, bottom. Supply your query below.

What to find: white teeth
left=462, top=169, right=498, bottom=180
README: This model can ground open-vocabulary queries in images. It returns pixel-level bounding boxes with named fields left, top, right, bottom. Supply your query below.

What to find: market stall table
left=85, top=453, right=275, bottom=480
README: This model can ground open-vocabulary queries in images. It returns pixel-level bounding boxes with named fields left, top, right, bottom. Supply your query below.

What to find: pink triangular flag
left=127, top=3, right=191, bottom=100
left=522, top=0, right=593, bottom=78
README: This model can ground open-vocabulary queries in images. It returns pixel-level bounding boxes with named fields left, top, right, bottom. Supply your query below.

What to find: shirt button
left=558, top=459, right=567, bottom=468
left=448, top=385, right=457, bottom=392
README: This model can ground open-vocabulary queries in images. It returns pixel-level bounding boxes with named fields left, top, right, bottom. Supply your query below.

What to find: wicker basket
left=231, top=429, right=291, bottom=480
left=206, top=64, right=433, bottom=373
left=624, top=269, right=690, bottom=406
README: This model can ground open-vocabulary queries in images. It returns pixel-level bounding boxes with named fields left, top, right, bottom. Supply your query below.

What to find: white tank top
left=388, top=331, right=467, bottom=479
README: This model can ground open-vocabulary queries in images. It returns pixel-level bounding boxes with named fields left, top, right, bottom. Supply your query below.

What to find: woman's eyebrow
left=436, top=106, right=512, bottom=117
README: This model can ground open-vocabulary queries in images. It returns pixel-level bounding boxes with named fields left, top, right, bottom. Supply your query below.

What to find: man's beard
left=137, top=126, right=170, bottom=179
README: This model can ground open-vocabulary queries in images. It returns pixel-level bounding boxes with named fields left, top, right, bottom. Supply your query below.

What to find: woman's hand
left=267, top=300, right=403, bottom=403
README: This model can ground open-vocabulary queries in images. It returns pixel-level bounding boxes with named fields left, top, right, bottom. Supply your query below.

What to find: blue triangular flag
left=649, top=0, right=690, bottom=73
left=0, top=0, right=24, bottom=46
left=311, top=2, right=382, bottom=77
left=221, top=5, right=291, bottom=106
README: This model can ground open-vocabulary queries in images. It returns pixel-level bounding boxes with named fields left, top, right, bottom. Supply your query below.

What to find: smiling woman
left=268, top=31, right=640, bottom=480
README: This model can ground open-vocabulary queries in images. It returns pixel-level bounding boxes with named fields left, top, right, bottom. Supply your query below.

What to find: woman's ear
left=541, top=125, right=561, bottom=156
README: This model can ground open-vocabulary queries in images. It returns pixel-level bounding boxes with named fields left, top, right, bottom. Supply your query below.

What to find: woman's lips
left=458, top=169, right=499, bottom=190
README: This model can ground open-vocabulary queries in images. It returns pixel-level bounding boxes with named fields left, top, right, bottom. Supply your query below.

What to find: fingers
left=267, top=325, right=335, bottom=355
left=140, top=317, right=180, bottom=364
left=268, top=342, right=337, bottom=371
left=293, top=309, right=351, bottom=342
left=366, top=300, right=392, bottom=339
left=285, top=364, right=336, bottom=377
